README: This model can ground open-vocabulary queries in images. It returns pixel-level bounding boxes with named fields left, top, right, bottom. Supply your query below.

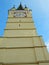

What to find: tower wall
left=7, top=18, right=33, bottom=23
left=0, top=4, right=49, bottom=65
left=6, top=23, right=35, bottom=29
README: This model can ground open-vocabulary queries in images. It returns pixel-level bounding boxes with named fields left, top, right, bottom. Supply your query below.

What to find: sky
left=0, top=0, right=49, bottom=52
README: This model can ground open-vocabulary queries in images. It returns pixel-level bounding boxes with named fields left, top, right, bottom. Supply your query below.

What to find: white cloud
left=45, top=41, right=49, bottom=52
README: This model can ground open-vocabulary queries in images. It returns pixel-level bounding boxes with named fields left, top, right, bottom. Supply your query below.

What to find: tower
left=0, top=4, right=49, bottom=65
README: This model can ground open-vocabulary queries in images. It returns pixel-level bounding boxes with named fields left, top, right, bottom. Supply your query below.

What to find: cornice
left=6, top=22, right=34, bottom=23
left=0, top=36, right=42, bottom=38
left=0, top=46, right=46, bottom=49
left=4, top=28, right=36, bottom=30
left=8, top=17, right=32, bottom=18
left=0, top=60, right=49, bottom=65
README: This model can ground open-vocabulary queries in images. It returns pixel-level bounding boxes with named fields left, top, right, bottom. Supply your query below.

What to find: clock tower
left=0, top=3, right=49, bottom=65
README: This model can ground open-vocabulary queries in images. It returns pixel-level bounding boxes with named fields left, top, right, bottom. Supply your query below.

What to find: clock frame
left=14, top=12, right=27, bottom=17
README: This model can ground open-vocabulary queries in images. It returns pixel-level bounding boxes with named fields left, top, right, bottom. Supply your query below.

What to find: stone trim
left=0, top=61, right=49, bottom=65
left=0, top=46, right=46, bottom=49
left=6, top=22, right=33, bottom=23
left=8, top=17, right=32, bottom=18
left=4, top=28, right=36, bottom=30
left=0, top=36, right=42, bottom=38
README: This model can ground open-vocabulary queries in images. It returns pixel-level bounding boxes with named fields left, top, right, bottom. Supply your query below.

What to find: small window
left=19, top=24, right=20, bottom=27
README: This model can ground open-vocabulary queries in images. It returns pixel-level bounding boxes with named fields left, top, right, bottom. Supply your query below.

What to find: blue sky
left=0, top=0, right=49, bottom=51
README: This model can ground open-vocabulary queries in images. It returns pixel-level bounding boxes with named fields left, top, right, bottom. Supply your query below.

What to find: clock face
left=14, top=12, right=26, bottom=17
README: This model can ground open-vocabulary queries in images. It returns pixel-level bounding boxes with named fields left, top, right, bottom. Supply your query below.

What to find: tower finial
left=17, top=3, right=24, bottom=10
left=25, top=5, right=27, bottom=8
left=20, top=2, right=22, bottom=6
left=13, top=5, right=15, bottom=8
left=20, top=2, right=21, bottom=4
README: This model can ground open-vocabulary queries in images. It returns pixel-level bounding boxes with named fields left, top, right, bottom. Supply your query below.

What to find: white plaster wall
left=7, top=18, right=33, bottom=23
left=0, top=49, right=36, bottom=63
left=6, top=23, right=35, bottom=29
left=35, top=48, right=46, bottom=61
left=4, top=30, right=37, bottom=37
left=33, top=37, right=45, bottom=46
left=0, top=38, right=33, bottom=47
left=39, top=63, right=49, bottom=65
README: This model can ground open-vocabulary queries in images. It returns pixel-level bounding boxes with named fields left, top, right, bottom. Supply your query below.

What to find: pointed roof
left=13, top=5, right=15, bottom=8
left=24, top=5, right=29, bottom=10
left=25, top=5, right=28, bottom=8
left=17, top=3, right=24, bottom=10
left=9, top=5, right=16, bottom=11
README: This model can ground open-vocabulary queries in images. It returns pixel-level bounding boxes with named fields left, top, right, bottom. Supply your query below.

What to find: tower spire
left=25, top=5, right=27, bottom=8
left=24, top=5, right=29, bottom=10
left=13, top=5, right=15, bottom=8
left=17, top=3, right=24, bottom=10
